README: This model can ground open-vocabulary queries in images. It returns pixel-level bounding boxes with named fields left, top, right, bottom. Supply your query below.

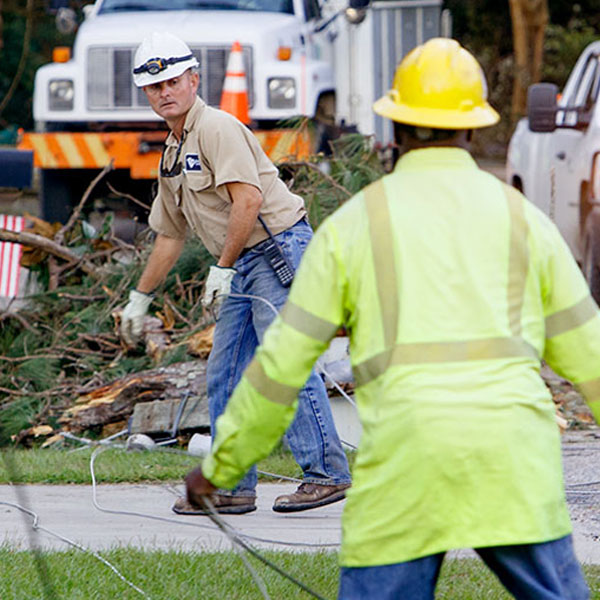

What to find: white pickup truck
left=506, top=40, right=600, bottom=302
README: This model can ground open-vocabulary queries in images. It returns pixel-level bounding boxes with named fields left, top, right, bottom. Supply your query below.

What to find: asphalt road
left=1, top=429, right=600, bottom=563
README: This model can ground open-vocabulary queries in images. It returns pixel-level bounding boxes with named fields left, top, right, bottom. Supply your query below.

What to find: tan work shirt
left=149, top=97, right=306, bottom=258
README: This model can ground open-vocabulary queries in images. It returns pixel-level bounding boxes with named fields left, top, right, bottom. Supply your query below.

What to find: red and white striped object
left=0, top=214, right=25, bottom=298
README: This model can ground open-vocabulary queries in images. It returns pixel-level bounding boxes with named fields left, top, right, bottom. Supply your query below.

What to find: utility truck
left=506, top=40, right=600, bottom=302
left=16, top=0, right=444, bottom=222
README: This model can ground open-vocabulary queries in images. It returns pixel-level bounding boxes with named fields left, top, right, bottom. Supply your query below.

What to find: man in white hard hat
left=183, top=38, right=598, bottom=598
left=121, top=31, right=350, bottom=515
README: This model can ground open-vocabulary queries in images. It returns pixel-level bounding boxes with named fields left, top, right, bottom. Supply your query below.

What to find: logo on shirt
left=184, top=153, right=202, bottom=172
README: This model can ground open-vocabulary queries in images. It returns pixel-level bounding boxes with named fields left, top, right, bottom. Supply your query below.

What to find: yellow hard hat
left=373, top=38, right=500, bottom=129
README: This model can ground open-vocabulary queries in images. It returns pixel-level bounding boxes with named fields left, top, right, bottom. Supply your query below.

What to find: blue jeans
left=338, top=535, right=589, bottom=600
left=207, top=219, right=351, bottom=496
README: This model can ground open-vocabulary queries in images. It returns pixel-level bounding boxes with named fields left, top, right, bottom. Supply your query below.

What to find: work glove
left=201, top=265, right=236, bottom=317
left=121, top=289, right=153, bottom=346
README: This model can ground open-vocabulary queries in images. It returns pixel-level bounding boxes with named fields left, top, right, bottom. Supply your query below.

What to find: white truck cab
left=35, top=0, right=335, bottom=130
left=506, top=40, right=600, bottom=301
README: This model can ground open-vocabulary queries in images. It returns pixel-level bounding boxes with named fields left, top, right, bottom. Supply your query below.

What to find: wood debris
left=59, top=360, right=207, bottom=433
left=187, top=324, right=215, bottom=358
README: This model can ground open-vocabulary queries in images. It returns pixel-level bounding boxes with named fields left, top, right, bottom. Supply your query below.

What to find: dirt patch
left=543, top=365, right=597, bottom=430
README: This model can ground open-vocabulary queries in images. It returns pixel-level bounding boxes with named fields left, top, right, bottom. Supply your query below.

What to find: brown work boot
left=172, top=494, right=257, bottom=515
left=272, top=482, right=350, bottom=513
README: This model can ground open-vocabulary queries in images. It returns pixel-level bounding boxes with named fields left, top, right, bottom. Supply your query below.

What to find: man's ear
left=190, top=71, right=200, bottom=92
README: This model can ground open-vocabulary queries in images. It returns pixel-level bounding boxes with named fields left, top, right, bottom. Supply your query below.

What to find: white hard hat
left=133, top=31, right=199, bottom=88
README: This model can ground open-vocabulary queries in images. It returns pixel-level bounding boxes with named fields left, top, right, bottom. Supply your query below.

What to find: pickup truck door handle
left=556, top=151, right=567, bottom=160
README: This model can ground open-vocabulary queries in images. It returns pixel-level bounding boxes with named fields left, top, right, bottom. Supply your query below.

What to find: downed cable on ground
left=89, top=445, right=340, bottom=549
left=201, top=495, right=330, bottom=600
left=0, top=499, right=151, bottom=599
left=62, top=430, right=304, bottom=485
left=89, top=446, right=335, bottom=599
left=0, top=450, right=58, bottom=600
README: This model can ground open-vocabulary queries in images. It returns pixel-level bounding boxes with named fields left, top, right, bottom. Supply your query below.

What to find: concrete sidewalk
left=0, top=481, right=343, bottom=553
left=1, top=430, right=600, bottom=563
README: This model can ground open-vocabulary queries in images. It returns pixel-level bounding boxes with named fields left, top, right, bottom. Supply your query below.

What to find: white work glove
left=121, top=289, right=154, bottom=346
left=201, top=265, right=236, bottom=316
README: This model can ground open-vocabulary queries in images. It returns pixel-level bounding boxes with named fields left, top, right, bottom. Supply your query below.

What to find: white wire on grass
left=90, top=448, right=334, bottom=599
left=65, top=430, right=304, bottom=485
left=62, top=430, right=128, bottom=449
left=0, top=500, right=151, bottom=599
left=1, top=451, right=59, bottom=600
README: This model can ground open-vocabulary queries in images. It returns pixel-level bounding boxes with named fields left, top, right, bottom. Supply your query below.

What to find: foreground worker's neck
left=168, top=114, right=188, bottom=141
left=400, top=130, right=472, bottom=153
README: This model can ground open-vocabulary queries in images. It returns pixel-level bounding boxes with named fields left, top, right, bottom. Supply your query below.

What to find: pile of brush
left=0, top=134, right=386, bottom=446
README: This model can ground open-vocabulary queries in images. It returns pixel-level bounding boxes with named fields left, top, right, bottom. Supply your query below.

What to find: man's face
left=143, top=70, right=199, bottom=122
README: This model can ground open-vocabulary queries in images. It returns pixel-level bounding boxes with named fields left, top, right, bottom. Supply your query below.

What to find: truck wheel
left=583, top=213, right=600, bottom=304
left=40, top=169, right=91, bottom=224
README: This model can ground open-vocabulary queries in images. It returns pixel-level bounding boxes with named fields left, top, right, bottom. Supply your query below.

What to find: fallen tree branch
left=0, top=353, right=71, bottom=363
left=57, top=293, right=106, bottom=302
left=55, top=161, right=115, bottom=245
left=0, top=229, right=99, bottom=279
left=107, top=181, right=152, bottom=212
left=0, top=311, right=36, bottom=333
left=282, top=160, right=353, bottom=198
left=164, top=293, right=191, bottom=327
left=0, top=386, right=26, bottom=397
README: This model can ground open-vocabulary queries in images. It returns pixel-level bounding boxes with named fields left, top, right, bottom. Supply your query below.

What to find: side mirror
left=345, top=0, right=369, bottom=25
left=527, top=83, right=558, bottom=133
left=56, top=7, right=78, bottom=34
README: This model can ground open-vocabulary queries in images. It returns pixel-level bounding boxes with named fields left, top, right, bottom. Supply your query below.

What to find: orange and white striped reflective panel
left=0, top=215, right=25, bottom=298
left=18, top=129, right=308, bottom=174
left=18, top=132, right=165, bottom=179
left=19, top=132, right=112, bottom=169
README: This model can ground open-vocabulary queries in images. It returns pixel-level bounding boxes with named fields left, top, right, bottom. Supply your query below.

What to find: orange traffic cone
left=220, top=41, right=250, bottom=125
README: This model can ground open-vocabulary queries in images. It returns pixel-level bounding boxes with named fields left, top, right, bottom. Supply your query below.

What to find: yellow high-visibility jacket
left=203, top=147, right=600, bottom=567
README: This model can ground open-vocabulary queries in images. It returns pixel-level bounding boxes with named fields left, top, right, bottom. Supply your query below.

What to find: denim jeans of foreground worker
left=338, top=534, right=589, bottom=600
left=206, top=219, right=351, bottom=496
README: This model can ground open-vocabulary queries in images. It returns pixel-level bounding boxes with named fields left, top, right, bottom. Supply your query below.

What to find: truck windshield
left=98, top=0, right=294, bottom=13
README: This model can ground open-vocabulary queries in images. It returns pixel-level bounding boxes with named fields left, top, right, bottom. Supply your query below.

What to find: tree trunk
left=0, top=0, right=4, bottom=52
left=508, top=0, right=549, bottom=121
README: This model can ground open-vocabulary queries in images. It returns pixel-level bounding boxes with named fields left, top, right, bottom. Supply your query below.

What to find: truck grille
left=87, top=45, right=253, bottom=111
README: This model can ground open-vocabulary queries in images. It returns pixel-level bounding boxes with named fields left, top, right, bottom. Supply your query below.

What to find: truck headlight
left=268, top=78, right=296, bottom=109
left=49, top=79, right=74, bottom=110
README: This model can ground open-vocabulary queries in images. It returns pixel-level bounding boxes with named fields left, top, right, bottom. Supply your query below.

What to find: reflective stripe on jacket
left=202, top=147, right=600, bottom=567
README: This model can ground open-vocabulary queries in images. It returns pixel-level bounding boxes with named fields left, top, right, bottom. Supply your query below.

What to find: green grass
left=0, top=444, right=347, bottom=485
left=1, top=449, right=599, bottom=599
left=0, top=548, right=598, bottom=599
